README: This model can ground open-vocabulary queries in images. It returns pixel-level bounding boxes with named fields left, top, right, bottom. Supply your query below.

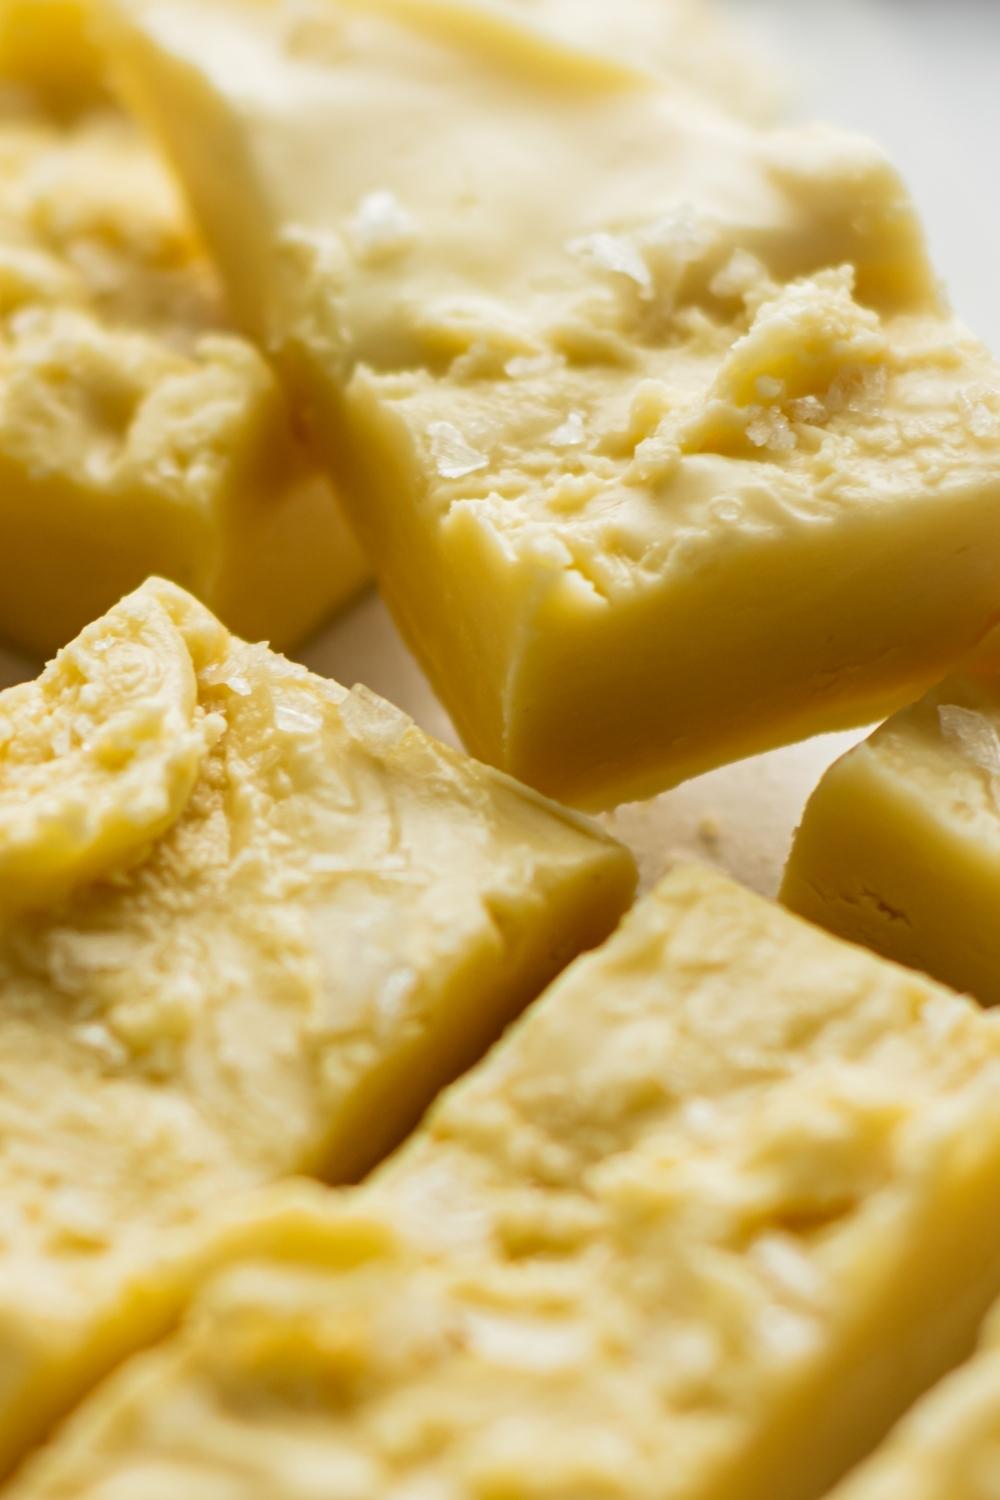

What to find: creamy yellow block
left=0, top=577, right=633, bottom=1477
left=15, top=865, right=1000, bottom=1500
left=826, top=1302, right=1000, bottom=1500
left=110, top=0, right=1000, bottom=809
left=0, top=0, right=368, bottom=660
left=782, top=671, right=1000, bottom=1006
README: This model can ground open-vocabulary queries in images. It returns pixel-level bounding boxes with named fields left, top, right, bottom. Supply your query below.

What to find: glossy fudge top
left=107, top=0, right=1000, bottom=604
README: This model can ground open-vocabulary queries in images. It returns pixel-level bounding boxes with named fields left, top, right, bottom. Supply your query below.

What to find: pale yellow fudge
left=782, top=670, right=1000, bottom=1006
left=15, top=865, right=1000, bottom=1500
left=0, top=0, right=368, bottom=660
left=109, top=0, right=1000, bottom=808
left=826, top=1302, right=1000, bottom=1500
left=0, top=577, right=634, bottom=1477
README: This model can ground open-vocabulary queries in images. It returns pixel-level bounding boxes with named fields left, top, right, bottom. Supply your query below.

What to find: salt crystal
left=347, top=189, right=417, bottom=265
left=970, top=404, right=996, bottom=438
left=642, top=203, right=709, bottom=260
left=755, top=376, right=785, bottom=401
left=709, top=498, right=742, bottom=525
left=74, top=1021, right=128, bottom=1066
left=790, top=394, right=827, bottom=425
left=960, top=391, right=999, bottom=439
left=828, top=363, right=887, bottom=417
left=465, top=1311, right=587, bottom=1373
left=757, top=1304, right=819, bottom=1361
left=922, top=994, right=967, bottom=1043
left=550, top=411, right=586, bottom=449
left=275, top=702, right=322, bottom=735
left=752, top=1233, right=823, bottom=1303
left=377, top=967, right=417, bottom=1029
left=709, top=249, right=767, bottom=302
left=845, top=363, right=888, bottom=412
left=48, top=1187, right=108, bottom=1249
left=505, top=353, right=554, bottom=378
left=669, top=1325, right=719, bottom=1381
left=569, top=231, right=653, bottom=299
left=630, top=431, right=680, bottom=486
left=937, top=704, right=1000, bottom=780
left=745, top=407, right=797, bottom=454
left=679, top=1097, right=718, bottom=1134
left=339, top=687, right=409, bottom=752
left=428, top=421, right=489, bottom=480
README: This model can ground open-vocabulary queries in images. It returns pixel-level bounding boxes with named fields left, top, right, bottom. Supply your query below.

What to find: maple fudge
left=782, top=670, right=1000, bottom=1006
left=0, top=1, right=367, bottom=659
left=0, top=577, right=633, bottom=1476
left=14, top=865, right=1000, bottom=1500
left=825, top=1301, right=1000, bottom=1500
left=109, top=0, right=1000, bottom=808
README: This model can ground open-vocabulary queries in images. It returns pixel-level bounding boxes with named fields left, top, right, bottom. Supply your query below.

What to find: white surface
left=2, top=2, right=995, bottom=899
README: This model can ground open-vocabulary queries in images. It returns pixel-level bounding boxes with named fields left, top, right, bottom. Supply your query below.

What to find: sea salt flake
left=73, top=1021, right=128, bottom=1067
left=745, top=407, right=797, bottom=453
left=938, top=704, right=1000, bottom=779
left=668, top=1325, right=719, bottom=1381
left=376, top=967, right=418, bottom=1030
left=790, top=394, right=828, bottom=425
left=551, top=411, right=586, bottom=449
left=275, top=702, right=323, bottom=735
left=922, top=994, right=968, bottom=1043
left=339, top=687, right=410, bottom=753
left=751, top=1233, right=823, bottom=1304
left=569, top=231, right=653, bottom=298
left=505, top=353, right=554, bottom=378
left=959, top=390, right=1000, bottom=439
left=970, top=404, right=996, bottom=438
left=709, top=497, right=742, bottom=525
left=679, top=1097, right=719, bottom=1135
left=631, top=433, right=680, bottom=484
left=849, top=363, right=888, bottom=411
left=709, top=249, right=768, bottom=303
left=347, top=189, right=417, bottom=265
left=428, top=421, right=489, bottom=480
left=828, top=363, right=888, bottom=416
left=642, top=203, right=710, bottom=260
left=465, top=1311, right=587, bottom=1373
left=757, top=1304, right=819, bottom=1361
left=755, top=376, right=785, bottom=401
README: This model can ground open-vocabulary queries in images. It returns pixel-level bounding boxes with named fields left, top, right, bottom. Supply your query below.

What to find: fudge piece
left=14, top=865, right=1000, bottom=1500
left=0, top=577, right=633, bottom=1476
left=826, top=1302, right=1000, bottom=1500
left=109, top=0, right=1000, bottom=808
left=0, top=0, right=368, bottom=660
left=782, top=670, right=1000, bottom=1006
